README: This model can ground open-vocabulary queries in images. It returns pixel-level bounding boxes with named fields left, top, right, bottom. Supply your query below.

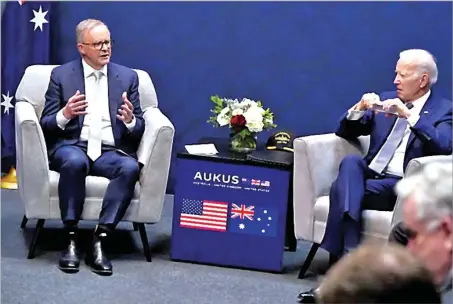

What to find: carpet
left=1, top=189, right=328, bottom=304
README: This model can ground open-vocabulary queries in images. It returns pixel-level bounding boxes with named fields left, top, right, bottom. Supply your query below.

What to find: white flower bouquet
left=208, top=95, right=276, bottom=152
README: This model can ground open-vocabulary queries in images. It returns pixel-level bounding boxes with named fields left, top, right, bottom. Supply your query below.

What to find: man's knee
left=119, top=159, right=140, bottom=181
left=60, top=152, right=89, bottom=173
left=340, top=154, right=363, bottom=167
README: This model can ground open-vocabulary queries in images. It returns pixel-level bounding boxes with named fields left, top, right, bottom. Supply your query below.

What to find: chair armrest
left=136, top=107, right=175, bottom=223
left=391, top=155, right=453, bottom=227
left=293, top=133, right=368, bottom=241
left=14, top=101, right=51, bottom=218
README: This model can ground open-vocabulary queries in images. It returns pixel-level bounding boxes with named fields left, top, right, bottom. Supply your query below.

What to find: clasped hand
left=352, top=93, right=411, bottom=118
left=62, top=91, right=134, bottom=123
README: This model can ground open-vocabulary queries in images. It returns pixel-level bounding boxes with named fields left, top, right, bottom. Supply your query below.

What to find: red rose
left=230, top=114, right=246, bottom=132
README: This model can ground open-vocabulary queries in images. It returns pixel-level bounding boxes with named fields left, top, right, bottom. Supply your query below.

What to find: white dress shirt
left=347, top=91, right=430, bottom=176
left=56, top=59, right=136, bottom=146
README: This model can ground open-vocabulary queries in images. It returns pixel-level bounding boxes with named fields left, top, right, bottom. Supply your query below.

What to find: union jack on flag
left=230, top=203, right=255, bottom=221
left=251, top=179, right=260, bottom=186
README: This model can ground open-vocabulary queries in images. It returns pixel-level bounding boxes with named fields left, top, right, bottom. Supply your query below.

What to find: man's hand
left=117, top=92, right=134, bottom=124
left=62, top=90, right=87, bottom=120
left=351, top=93, right=380, bottom=111
left=381, top=98, right=411, bottom=118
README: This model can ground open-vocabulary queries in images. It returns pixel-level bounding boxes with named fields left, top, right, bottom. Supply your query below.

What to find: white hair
left=75, top=19, right=107, bottom=43
left=399, top=49, right=438, bottom=86
left=395, top=159, right=452, bottom=229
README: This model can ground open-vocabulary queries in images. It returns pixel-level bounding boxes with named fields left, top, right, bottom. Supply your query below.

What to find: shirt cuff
left=346, top=110, right=366, bottom=120
left=56, top=109, right=70, bottom=130
left=124, top=116, right=136, bottom=130
left=406, top=112, right=420, bottom=127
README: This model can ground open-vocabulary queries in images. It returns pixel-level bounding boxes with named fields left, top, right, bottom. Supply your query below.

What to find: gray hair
left=75, top=19, right=107, bottom=43
left=399, top=49, right=438, bottom=86
left=395, top=159, right=452, bottom=229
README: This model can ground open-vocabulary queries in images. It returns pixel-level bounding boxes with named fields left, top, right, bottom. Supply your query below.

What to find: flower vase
left=228, top=131, right=257, bottom=153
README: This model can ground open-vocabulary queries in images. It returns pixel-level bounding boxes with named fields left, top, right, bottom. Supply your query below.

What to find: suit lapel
left=107, top=64, right=120, bottom=141
left=72, top=60, right=86, bottom=127
left=406, top=91, right=438, bottom=149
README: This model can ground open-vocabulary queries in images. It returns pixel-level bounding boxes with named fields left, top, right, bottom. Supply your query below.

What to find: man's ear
left=419, top=73, right=429, bottom=89
left=77, top=43, right=85, bottom=55
left=442, top=216, right=452, bottom=251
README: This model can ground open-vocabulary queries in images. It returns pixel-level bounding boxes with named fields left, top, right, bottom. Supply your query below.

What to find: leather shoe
left=86, top=235, right=113, bottom=276
left=297, top=288, right=317, bottom=303
left=58, top=231, right=80, bottom=273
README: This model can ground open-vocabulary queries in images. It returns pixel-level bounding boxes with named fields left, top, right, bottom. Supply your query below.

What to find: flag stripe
left=180, top=224, right=225, bottom=232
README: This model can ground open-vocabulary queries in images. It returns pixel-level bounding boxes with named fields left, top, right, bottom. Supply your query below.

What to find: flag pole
left=1, top=167, right=18, bottom=189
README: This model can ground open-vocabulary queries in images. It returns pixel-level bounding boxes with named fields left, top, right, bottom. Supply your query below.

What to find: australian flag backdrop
left=1, top=1, right=52, bottom=173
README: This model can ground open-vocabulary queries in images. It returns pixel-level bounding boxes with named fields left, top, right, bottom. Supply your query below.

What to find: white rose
left=246, top=119, right=264, bottom=133
left=240, top=98, right=257, bottom=108
left=245, top=106, right=264, bottom=117
left=232, top=108, right=244, bottom=116
left=243, top=107, right=265, bottom=132
left=216, top=107, right=230, bottom=126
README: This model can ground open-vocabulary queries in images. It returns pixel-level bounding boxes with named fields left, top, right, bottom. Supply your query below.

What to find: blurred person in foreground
left=298, top=48, right=452, bottom=302
left=40, top=18, right=145, bottom=276
left=299, top=159, right=452, bottom=303
left=316, top=243, right=441, bottom=303
left=393, top=159, right=452, bottom=302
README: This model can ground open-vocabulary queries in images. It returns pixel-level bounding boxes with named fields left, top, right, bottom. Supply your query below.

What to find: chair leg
left=298, top=242, right=320, bottom=279
left=132, top=222, right=138, bottom=231
left=135, top=223, right=152, bottom=262
left=27, top=219, right=45, bottom=259
left=20, top=215, right=28, bottom=229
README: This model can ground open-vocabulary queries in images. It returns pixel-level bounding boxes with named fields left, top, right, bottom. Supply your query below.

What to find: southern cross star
left=30, top=5, right=49, bottom=31
left=1, top=92, right=14, bottom=115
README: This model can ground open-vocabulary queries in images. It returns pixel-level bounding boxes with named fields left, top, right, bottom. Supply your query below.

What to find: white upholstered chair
left=14, top=65, right=175, bottom=261
left=292, top=133, right=448, bottom=278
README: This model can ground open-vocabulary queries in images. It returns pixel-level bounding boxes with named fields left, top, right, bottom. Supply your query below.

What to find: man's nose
left=393, top=76, right=400, bottom=84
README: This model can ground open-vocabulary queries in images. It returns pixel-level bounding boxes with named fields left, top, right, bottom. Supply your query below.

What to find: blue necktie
left=368, top=103, right=414, bottom=174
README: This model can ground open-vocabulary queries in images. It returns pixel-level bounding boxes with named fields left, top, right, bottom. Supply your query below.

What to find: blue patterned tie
left=368, top=103, right=414, bottom=174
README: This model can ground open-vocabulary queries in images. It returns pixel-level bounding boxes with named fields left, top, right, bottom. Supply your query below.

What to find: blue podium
left=170, top=138, right=294, bottom=272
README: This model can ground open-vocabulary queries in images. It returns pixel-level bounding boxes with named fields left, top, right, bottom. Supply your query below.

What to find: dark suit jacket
left=40, top=59, right=145, bottom=159
left=335, top=90, right=452, bottom=173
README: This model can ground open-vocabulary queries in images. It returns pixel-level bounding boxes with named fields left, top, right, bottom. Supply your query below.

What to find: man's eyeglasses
left=81, top=39, right=114, bottom=50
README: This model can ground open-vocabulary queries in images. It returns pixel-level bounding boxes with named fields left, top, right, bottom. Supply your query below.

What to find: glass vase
left=228, top=131, right=257, bottom=153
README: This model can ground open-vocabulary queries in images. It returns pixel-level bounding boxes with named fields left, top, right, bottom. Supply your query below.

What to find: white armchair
left=292, top=133, right=448, bottom=278
left=14, top=65, right=175, bottom=261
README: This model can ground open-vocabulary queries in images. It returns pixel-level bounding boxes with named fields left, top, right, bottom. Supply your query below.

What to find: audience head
left=395, top=159, right=452, bottom=285
left=76, top=19, right=112, bottom=70
left=317, top=243, right=441, bottom=303
left=394, top=49, right=438, bottom=102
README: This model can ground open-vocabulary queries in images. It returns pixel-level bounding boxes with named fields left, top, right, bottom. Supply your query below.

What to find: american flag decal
left=251, top=179, right=260, bottom=186
left=180, top=199, right=228, bottom=232
left=231, top=203, right=255, bottom=221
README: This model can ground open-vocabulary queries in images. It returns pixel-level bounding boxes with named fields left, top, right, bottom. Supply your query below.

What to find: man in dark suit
left=40, top=19, right=145, bottom=276
left=298, top=49, right=452, bottom=302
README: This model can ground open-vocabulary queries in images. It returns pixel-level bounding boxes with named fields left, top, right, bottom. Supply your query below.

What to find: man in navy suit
left=40, top=19, right=145, bottom=276
left=298, top=49, right=452, bottom=302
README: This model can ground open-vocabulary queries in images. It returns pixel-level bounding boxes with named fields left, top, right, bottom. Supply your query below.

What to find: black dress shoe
left=58, top=231, right=80, bottom=274
left=297, top=288, right=317, bottom=303
left=86, top=234, right=113, bottom=276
